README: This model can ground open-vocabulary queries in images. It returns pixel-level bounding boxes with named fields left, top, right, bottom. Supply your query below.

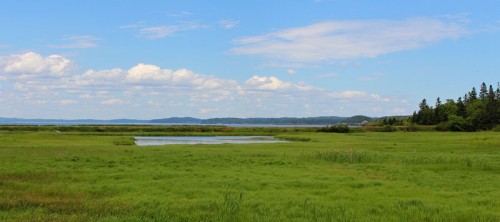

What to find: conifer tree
left=496, top=82, right=500, bottom=100
left=456, top=97, right=466, bottom=117
left=479, top=82, right=488, bottom=100
left=469, top=87, right=478, bottom=101
left=486, top=85, right=498, bottom=126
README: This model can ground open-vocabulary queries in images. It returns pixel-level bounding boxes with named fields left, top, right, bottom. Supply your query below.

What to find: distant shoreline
left=0, top=115, right=379, bottom=127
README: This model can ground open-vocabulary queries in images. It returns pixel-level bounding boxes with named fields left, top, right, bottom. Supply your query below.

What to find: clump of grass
left=275, top=135, right=312, bottom=142
left=216, top=191, right=245, bottom=221
left=113, top=137, right=136, bottom=146
left=303, top=150, right=385, bottom=164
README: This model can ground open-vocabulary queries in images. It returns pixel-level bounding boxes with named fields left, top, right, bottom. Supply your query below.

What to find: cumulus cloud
left=0, top=52, right=71, bottom=76
left=72, top=68, right=125, bottom=86
left=231, top=17, right=468, bottom=63
left=1, top=51, right=414, bottom=118
left=244, top=76, right=293, bottom=90
left=124, top=63, right=236, bottom=89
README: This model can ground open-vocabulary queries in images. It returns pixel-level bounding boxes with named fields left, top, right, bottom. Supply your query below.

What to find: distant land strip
left=0, top=115, right=385, bottom=126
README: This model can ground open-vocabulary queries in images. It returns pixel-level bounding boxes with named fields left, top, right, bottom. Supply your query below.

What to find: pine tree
left=419, top=99, right=429, bottom=110
left=486, top=85, right=498, bottom=126
left=434, top=97, right=444, bottom=123
left=496, top=82, right=500, bottom=100
left=479, top=82, right=488, bottom=100
left=469, top=87, right=478, bottom=101
left=414, top=99, right=430, bottom=125
left=456, top=97, right=467, bottom=117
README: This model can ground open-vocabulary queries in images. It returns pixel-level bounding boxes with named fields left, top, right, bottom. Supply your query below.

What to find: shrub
left=381, top=125, right=397, bottom=132
left=317, top=125, right=350, bottom=133
left=447, top=115, right=474, bottom=132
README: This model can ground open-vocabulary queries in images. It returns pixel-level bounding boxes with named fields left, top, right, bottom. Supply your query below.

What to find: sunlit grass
left=0, top=129, right=499, bottom=221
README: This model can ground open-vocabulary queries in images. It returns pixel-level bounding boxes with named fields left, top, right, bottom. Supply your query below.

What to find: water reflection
left=134, top=136, right=286, bottom=146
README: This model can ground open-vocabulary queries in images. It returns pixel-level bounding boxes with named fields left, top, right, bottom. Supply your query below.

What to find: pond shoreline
left=134, top=136, right=287, bottom=146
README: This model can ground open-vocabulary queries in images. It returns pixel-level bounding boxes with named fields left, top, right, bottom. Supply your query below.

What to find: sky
left=1, top=0, right=499, bottom=119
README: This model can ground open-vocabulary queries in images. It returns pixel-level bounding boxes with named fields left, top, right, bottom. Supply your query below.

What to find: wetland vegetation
left=0, top=125, right=498, bottom=221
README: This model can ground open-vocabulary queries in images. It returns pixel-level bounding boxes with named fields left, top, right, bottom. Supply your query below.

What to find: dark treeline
left=411, top=82, right=500, bottom=131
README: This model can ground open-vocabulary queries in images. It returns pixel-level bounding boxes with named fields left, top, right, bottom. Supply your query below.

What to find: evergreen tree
left=434, top=97, right=447, bottom=123
left=456, top=97, right=467, bottom=117
left=469, top=87, right=478, bottom=101
left=496, top=82, right=500, bottom=100
left=486, top=85, right=498, bottom=126
left=479, top=82, right=488, bottom=100
left=463, top=94, right=469, bottom=104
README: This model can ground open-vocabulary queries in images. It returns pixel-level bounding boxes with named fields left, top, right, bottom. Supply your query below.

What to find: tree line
left=411, top=82, right=500, bottom=131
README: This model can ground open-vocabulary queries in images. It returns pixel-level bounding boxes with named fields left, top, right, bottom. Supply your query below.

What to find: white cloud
left=72, top=68, right=125, bottom=86
left=101, top=99, right=124, bottom=105
left=1, top=52, right=71, bottom=76
left=199, top=108, right=219, bottom=114
left=124, top=63, right=236, bottom=89
left=219, top=19, right=239, bottom=29
left=59, top=99, right=76, bottom=105
left=244, top=76, right=292, bottom=90
left=126, top=63, right=163, bottom=82
left=231, top=17, right=468, bottom=63
left=139, top=26, right=179, bottom=39
left=329, top=90, right=368, bottom=99
left=287, top=69, right=296, bottom=75
left=49, top=35, right=99, bottom=48
left=2, top=51, right=414, bottom=118
left=123, top=22, right=208, bottom=39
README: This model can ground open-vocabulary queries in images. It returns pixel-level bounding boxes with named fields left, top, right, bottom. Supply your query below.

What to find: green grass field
left=0, top=128, right=499, bottom=221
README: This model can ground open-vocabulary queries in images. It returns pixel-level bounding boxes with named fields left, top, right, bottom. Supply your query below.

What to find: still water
left=134, top=136, right=286, bottom=146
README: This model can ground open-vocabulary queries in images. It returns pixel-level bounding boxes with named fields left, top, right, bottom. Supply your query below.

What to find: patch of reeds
left=302, top=150, right=386, bottom=164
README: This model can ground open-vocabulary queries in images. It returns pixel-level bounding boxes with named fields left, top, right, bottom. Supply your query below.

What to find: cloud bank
left=0, top=52, right=412, bottom=119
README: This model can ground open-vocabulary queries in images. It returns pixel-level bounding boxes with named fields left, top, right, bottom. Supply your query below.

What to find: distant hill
left=0, top=117, right=148, bottom=125
left=150, top=117, right=202, bottom=124
left=201, top=116, right=347, bottom=125
left=0, top=115, right=374, bottom=126
left=340, top=115, right=375, bottom=125
left=156, top=116, right=376, bottom=125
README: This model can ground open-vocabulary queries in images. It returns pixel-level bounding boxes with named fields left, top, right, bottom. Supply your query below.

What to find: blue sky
left=1, top=0, right=499, bottom=119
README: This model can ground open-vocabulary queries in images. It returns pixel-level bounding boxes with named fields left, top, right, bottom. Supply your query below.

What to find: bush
left=381, top=125, right=397, bottom=132
left=447, top=115, right=474, bottom=132
left=436, top=122, right=450, bottom=131
left=317, top=125, right=350, bottom=133
left=400, top=124, right=418, bottom=132
left=492, top=125, right=500, bottom=132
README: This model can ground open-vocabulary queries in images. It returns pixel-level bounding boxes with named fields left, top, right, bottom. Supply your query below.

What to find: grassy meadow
left=0, top=126, right=499, bottom=221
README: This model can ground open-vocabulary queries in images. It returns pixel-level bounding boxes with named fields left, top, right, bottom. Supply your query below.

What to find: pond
left=134, top=136, right=287, bottom=146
